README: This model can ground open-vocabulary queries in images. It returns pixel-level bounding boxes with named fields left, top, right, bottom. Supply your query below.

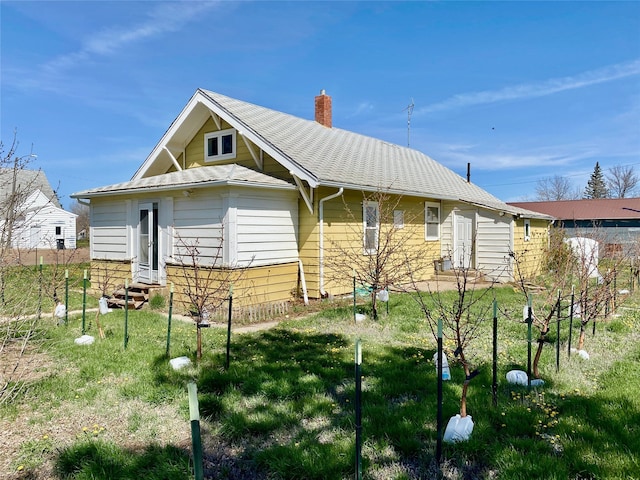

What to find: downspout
left=319, top=188, right=343, bottom=297
left=298, top=260, right=309, bottom=305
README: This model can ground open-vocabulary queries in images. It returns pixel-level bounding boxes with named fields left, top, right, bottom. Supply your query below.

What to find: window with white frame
left=363, top=201, right=379, bottom=254
left=393, top=210, right=404, bottom=229
left=204, top=129, right=236, bottom=162
left=524, top=219, right=531, bottom=242
left=425, top=201, right=440, bottom=240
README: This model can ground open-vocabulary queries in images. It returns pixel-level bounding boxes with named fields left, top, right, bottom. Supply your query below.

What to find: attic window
left=204, top=129, right=236, bottom=162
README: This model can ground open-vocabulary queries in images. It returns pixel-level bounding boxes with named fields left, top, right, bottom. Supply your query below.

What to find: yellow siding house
left=72, top=89, right=552, bottom=316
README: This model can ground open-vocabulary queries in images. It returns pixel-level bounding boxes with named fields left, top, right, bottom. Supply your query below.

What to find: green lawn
left=2, top=283, right=639, bottom=479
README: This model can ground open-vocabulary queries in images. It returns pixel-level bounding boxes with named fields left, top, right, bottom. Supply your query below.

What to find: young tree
left=0, top=132, right=42, bottom=404
left=535, top=175, right=580, bottom=201
left=606, top=165, right=638, bottom=199
left=325, top=190, right=431, bottom=320
left=172, top=231, right=249, bottom=360
left=565, top=233, right=628, bottom=352
left=583, top=162, right=609, bottom=199
left=406, top=242, right=499, bottom=418
left=509, top=237, right=574, bottom=379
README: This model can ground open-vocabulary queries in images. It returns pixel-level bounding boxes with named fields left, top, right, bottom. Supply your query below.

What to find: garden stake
left=187, top=382, right=204, bottom=480
left=556, top=290, right=561, bottom=373
left=527, top=295, right=532, bottom=389
left=593, top=279, right=601, bottom=337
left=436, top=317, right=443, bottom=465
left=386, top=286, right=389, bottom=315
left=613, top=267, right=617, bottom=310
left=124, top=279, right=129, bottom=349
left=166, top=283, right=174, bottom=357
left=37, top=256, right=43, bottom=320
left=492, top=299, right=498, bottom=407
left=353, top=269, right=356, bottom=323
left=64, top=269, right=69, bottom=325
left=82, top=269, right=87, bottom=335
left=355, top=339, right=362, bottom=480
left=568, top=286, right=575, bottom=357
left=225, top=284, right=233, bottom=370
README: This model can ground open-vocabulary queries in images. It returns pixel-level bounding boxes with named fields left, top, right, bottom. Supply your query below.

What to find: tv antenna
left=404, top=98, right=414, bottom=147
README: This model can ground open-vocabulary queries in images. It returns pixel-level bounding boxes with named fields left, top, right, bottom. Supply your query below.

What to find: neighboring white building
left=11, top=190, right=77, bottom=249
left=0, top=168, right=77, bottom=250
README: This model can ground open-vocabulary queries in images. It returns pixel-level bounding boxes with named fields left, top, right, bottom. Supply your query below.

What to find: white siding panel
left=172, top=193, right=224, bottom=266
left=13, top=204, right=77, bottom=250
left=91, top=199, right=128, bottom=260
left=236, top=191, right=298, bottom=266
left=476, top=210, right=511, bottom=281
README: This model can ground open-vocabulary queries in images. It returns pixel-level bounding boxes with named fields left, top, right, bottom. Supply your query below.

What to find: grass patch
left=2, top=286, right=640, bottom=479
left=54, top=441, right=189, bottom=480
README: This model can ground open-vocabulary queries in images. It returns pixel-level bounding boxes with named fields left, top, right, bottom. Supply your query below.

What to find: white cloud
left=420, top=59, right=640, bottom=114
left=429, top=141, right=601, bottom=171
left=347, top=101, right=375, bottom=118
left=42, top=2, right=218, bottom=74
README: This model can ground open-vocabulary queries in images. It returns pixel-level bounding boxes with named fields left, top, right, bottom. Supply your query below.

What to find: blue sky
left=2, top=1, right=639, bottom=209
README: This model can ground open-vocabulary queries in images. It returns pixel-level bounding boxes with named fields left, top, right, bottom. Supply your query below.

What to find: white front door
left=138, top=203, right=159, bottom=283
left=454, top=212, right=474, bottom=268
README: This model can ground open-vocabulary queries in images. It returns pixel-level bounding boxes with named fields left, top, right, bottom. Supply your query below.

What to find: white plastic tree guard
left=443, top=414, right=474, bottom=443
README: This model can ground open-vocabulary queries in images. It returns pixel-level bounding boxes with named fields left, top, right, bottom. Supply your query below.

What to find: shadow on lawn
left=54, top=441, right=190, bottom=480
left=49, top=322, right=639, bottom=479
left=190, top=328, right=464, bottom=479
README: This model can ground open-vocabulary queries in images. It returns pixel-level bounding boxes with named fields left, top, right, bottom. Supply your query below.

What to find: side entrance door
left=454, top=212, right=474, bottom=269
left=138, top=202, right=159, bottom=284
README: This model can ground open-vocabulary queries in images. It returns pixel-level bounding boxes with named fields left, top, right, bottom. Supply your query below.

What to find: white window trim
left=363, top=201, right=379, bottom=255
left=425, top=201, right=441, bottom=241
left=524, top=219, right=531, bottom=242
left=204, top=128, right=237, bottom=162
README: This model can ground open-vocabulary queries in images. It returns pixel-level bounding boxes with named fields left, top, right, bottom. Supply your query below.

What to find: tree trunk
left=371, top=290, right=378, bottom=320
left=460, top=380, right=469, bottom=417
left=578, top=325, right=586, bottom=350
left=197, top=324, right=202, bottom=360
left=460, top=355, right=471, bottom=418
left=532, top=328, right=548, bottom=378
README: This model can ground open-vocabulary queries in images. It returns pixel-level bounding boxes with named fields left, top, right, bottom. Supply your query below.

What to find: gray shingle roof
left=74, top=88, right=551, bottom=220
left=200, top=89, right=502, bottom=204
left=72, top=164, right=295, bottom=197
left=0, top=168, right=61, bottom=209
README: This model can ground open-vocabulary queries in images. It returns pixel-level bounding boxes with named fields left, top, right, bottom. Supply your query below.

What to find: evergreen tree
left=583, top=162, right=609, bottom=199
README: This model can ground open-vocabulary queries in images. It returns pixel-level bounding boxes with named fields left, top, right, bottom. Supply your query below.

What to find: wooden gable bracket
left=240, top=133, right=263, bottom=170
left=210, top=112, right=221, bottom=130
left=162, top=146, right=183, bottom=171
left=292, top=174, right=314, bottom=214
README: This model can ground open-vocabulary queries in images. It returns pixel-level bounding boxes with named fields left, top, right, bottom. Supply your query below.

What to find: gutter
left=319, top=187, right=343, bottom=297
left=71, top=179, right=297, bottom=200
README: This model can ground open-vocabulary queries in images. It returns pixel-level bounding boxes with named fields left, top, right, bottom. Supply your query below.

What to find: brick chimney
left=314, top=89, right=332, bottom=128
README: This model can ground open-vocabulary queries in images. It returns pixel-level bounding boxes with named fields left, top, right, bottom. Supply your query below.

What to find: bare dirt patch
left=6, top=248, right=90, bottom=267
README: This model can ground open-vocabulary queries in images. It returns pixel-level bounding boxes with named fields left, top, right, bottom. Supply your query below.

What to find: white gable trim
left=132, top=90, right=318, bottom=188
left=292, top=174, right=314, bottom=214
left=162, top=146, right=182, bottom=171
left=240, top=133, right=263, bottom=170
